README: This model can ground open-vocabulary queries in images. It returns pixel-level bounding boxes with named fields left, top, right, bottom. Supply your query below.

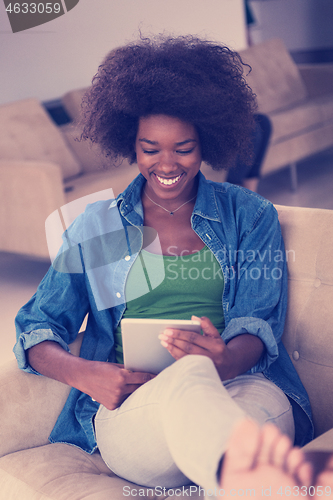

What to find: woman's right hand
left=77, top=361, right=155, bottom=410
left=27, top=341, right=155, bottom=411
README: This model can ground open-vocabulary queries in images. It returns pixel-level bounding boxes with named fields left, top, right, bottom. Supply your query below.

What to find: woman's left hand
left=159, top=315, right=234, bottom=380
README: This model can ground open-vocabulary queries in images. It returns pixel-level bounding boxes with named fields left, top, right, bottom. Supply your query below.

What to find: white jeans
left=95, top=355, right=294, bottom=490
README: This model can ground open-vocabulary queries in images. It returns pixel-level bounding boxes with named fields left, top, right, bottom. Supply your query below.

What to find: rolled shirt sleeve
left=222, top=317, right=279, bottom=373
left=14, top=249, right=90, bottom=375
left=220, top=199, right=288, bottom=373
left=13, top=199, right=123, bottom=376
left=14, top=328, right=72, bottom=375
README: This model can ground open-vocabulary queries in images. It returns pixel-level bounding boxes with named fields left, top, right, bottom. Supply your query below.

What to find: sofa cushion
left=0, top=443, right=201, bottom=500
left=0, top=99, right=81, bottom=180
left=276, top=206, right=333, bottom=438
left=0, top=335, right=83, bottom=459
left=261, top=119, right=333, bottom=175
left=64, top=162, right=140, bottom=202
left=62, top=87, right=88, bottom=123
left=303, top=428, right=333, bottom=452
left=240, top=38, right=308, bottom=114
left=61, top=123, right=110, bottom=174
left=269, top=94, right=333, bottom=145
left=0, top=361, right=71, bottom=458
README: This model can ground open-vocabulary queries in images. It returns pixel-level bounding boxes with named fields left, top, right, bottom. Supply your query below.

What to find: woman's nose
left=159, top=152, right=177, bottom=172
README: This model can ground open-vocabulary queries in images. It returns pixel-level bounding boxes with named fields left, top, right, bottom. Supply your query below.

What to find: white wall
left=249, top=0, right=333, bottom=52
left=0, top=0, right=247, bottom=105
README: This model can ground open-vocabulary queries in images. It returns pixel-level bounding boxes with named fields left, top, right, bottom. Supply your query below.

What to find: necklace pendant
left=144, top=189, right=196, bottom=216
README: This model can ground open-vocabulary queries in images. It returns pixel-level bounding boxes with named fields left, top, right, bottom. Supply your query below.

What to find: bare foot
left=219, top=419, right=313, bottom=499
left=305, top=451, right=333, bottom=493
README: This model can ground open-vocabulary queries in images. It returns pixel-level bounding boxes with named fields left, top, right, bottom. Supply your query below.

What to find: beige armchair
left=0, top=204, right=333, bottom=499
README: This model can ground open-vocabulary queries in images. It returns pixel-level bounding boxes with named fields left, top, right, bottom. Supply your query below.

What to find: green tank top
left=114, top=245, right=225, bottom=364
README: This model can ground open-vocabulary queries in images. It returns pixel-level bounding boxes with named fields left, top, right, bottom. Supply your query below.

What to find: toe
left=287, top=448, right=313, bottom=486
left=224, top=418, right=261, bottom=471
left=270, top=432, right=293, bottom=469
left=257, top=423, right=281, bottom=465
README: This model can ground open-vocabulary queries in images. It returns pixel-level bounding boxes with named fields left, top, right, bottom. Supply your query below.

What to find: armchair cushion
left=64, top=162, right=140, bottom=202
left=0, top=334, right=82, bottom=458
left=0, top=361, right=71, bottom=458
left=270, top=93, right=333, bottom=144
left=0, top=443, right=202, bottom=500
left=61, top=123, right=109, bottom=174
left=277, top=205, right=333, bottom=437
left=240, top=38, right=308, bottom=114
left=62, top=88, right=88, bottom=123
left=299, top=64, right=333, bottom=99
left=0, top=444, right=129, bottom=500
left=0, top=99, right=81, bottom=180
left=0, top=160, right=66, bottom=257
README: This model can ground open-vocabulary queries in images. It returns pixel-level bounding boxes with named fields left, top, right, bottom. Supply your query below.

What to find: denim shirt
left=14, top=172, right=313, bottom=452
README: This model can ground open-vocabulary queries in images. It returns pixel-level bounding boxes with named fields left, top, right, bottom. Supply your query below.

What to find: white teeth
left=156, top=174, right=182, bottom=185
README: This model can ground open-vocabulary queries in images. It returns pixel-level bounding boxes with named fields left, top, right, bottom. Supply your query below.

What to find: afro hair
left=80, top=35, right=257, bottom=170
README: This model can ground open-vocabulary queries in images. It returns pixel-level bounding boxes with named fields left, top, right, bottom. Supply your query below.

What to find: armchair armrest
left=0, top=360, right=70, bottom=458
left=298, top=63, right=333, bottom=98
left=0, top=334, right=83, bottom=458
left=0, top=160, right=66, bottom=259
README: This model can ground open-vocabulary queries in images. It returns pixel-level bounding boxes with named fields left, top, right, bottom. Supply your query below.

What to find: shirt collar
left=193, top=171, right=221, bottom=222
left=108, top=174, right=146, bottom=217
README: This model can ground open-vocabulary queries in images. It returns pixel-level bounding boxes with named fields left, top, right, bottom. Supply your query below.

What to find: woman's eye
left=143, top=150, right=158, bottom=155
left=176, top=149, right=194, bottom=155
left=142, top=148, right=194, bottom=155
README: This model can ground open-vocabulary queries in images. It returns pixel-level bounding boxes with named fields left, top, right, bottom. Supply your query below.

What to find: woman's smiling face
left=135, top=114, right=202, bottom=204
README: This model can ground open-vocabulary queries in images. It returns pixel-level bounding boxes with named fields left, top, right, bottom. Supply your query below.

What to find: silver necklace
left=144, top=189, right=196, bottom=215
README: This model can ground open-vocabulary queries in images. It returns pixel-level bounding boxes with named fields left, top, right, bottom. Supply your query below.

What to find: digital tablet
left=121, top=318, right=201, bottom=374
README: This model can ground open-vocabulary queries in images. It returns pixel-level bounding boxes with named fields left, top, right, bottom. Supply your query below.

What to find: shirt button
left=116, top=292, right=121, bottom=298
left=125, top=255, right=130, bottom=261
left=292, top=350, right=300, bottom=361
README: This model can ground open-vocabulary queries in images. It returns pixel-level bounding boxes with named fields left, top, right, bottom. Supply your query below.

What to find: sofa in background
left=0, top=98, right=141, bottom=260
left=0, top=98, right=223, bottom=260
left=2, top=37, right=332, bottom=259
left=239, top=38, right=333, bottom=188
left=0, top=204, right=333, bottom=499
left=1, top=36, right=333, bottom=259
left=62, top=38, right=333, bottom=191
